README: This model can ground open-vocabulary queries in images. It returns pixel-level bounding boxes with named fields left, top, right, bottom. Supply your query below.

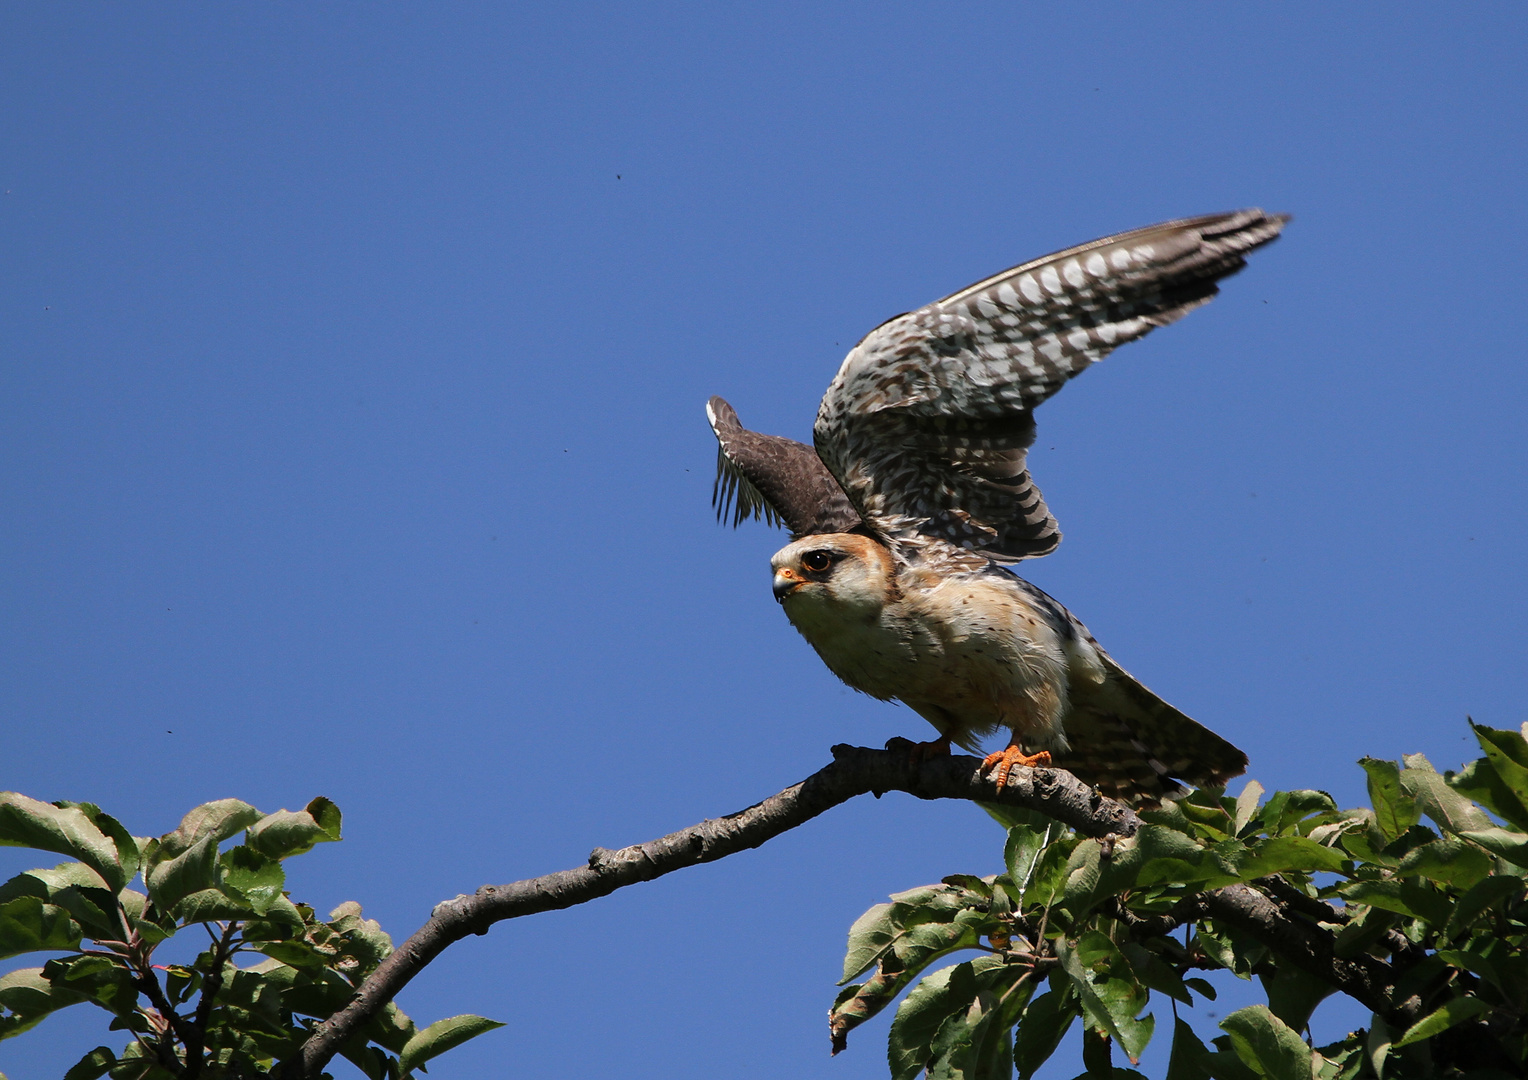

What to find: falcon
left=708, top=210, right=1287, bottom=805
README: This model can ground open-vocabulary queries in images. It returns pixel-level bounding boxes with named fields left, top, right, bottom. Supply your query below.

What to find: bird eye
left=802, top=550, right=834, bottom=573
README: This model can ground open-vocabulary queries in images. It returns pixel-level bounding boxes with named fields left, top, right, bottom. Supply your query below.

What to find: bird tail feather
left=1043, top=653, right=1247, bottom=808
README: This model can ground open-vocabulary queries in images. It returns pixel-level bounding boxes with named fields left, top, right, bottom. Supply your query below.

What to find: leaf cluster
left=834, top=721, right=1528, bottom=1079
left=0, top=793, right=500, bottom=1079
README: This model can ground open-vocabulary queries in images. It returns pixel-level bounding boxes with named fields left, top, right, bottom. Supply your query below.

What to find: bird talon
left=981, top=747, right=1051, bottom=792
left=902, top=735, right=952, bottom=766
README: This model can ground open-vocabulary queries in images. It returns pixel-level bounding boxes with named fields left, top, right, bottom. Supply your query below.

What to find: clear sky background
left=3, top=5, right=1526, bottom=1078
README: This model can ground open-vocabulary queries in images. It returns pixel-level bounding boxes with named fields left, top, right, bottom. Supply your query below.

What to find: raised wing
left=814, top=209, right=1289, bottom=561
left=707, top=396, right=863, bottom=539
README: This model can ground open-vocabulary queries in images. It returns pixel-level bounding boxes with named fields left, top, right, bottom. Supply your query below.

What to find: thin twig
left=130, top=967, right=189, bottom=1076
left=182, top=921, right=239, bottom=1079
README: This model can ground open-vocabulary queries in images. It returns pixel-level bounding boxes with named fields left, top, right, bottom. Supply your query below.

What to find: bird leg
left=980, top=743, right=1052, bottom=792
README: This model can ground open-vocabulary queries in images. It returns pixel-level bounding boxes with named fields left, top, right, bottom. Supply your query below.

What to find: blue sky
left=3, top=4, right=1526, bottom=1077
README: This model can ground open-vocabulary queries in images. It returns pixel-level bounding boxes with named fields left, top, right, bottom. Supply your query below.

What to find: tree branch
left=1200, top=884, right=1402, bottom=1021
left=286, top=744, right=1396, bottom=1076
left=288, top=745, right=1126, bottom=1075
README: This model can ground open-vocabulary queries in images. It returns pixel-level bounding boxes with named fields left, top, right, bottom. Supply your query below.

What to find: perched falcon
left=709, top=210, right=1287, bottom=805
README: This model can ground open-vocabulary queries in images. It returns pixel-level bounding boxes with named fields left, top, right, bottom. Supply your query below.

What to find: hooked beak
left=772, top=568, right=805, bottom=603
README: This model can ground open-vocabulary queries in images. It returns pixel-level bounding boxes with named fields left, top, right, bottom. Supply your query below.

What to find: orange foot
left=980, top=746, right=1052, bottom=792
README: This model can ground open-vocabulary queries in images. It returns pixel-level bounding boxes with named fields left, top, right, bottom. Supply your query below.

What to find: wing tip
left=706, top=395, right=738, bottom=436
left=1205, top=207, right=1291, bottom=251
left=707, top=398, right=787, bottom=531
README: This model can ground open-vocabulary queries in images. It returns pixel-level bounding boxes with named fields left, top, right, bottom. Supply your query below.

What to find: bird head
left=769, top=534, right=895, bottom=619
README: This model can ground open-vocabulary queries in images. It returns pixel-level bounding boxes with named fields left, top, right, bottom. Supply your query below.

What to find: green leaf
left=1447, top=757, right=1528, bottom=833
left=174, top=888, right=256, bottom=923
left=338, top=1041, right=390, bottom=1080
left=1394, top=836, right=1491, bottom=888
left=1194, top=925, right=1266, bottom=978
left=842, top=881, right=992, bottom=985
left=832, top=882, right=993, bottom=1050
left=1337, top=825, right=1395, bottom=868
left=1458, top=826, right=1528, bottom=868
left=1332, top=905, right=1396, bottom=960
left=1339, top=879, right=1452, bottom=926
left=1443, top=874, right=1524, bottom=940
left=1258, top=963, right=1335, bottom=1033
left=1311, top=1032, right=1367, bottom=1080
left=1165, top=1017, right=1213, bottom=1080
left=832, top=982, right=874, bottom=1055
left=1059, top=828, right=1214, bottom=918
left=0, top=863, right=116, bottom=941
left=1060, top=840, right=1103, bottom=916
left=888, top=962, right=963, bottom=1080
left=1023, top=834, right=1081, bottom=909
left=1175, top=797, right=1233, bottom=841
left=0, top=896, right=81, bottom=960
left=54, top=805, right=142, bottom=891
left=119, top=891, right=170, bottom=952
left=144, top=833, right=221, bottom=913
left=1464, top=721, right=1528, bottom=824
left=397, top=1013, right=505, bottom=1075
left=246, top=798, right=342, bottom=860
left=61, top=1046, right=116, bottom=1080
left=0, top=795, right=126, bottom=893
left=365, top=1000, right=420, bottom=1055
left=1183, top=977, right=1216, bottom=1001
left=1013, top=989, right=1077, bottom=1080
left=0, top=967, right=88, bottom=1040
left=1380, top=822, right=1440, bottom=860
left=1233, top=781, right=1265, bottom=835
left=1365, top=1013, right=1394, bottom=1079
left=1059, top=932, right=1153, bottom=1062
left=842, top=901, right=897, bottom=984
left=327, top=902, right=394, bottom=977
left=39, top=955, right=136, bottom=1017
left=1121, top=941, right=1191, bottom=1005
left=239, top=893, right=306, bottom=941
left=152, top=799, right=262, bottom=860
left=218, top=846, right=285, bottom=915
left=1219, top=1004, right=1313, bottom=1080
left=1394, top=996, right=1488, bottom=1048
left=1081, top=1025, right=1114, bottom=1076
left=1131, top=826, right=1224, bottom=890
left=1004, top=824, right=1052, bottom=901
left=939, top=874, right=993, bottom=898
left=1436, top=948, right=1504, bottom=994
left=1262, top=790, right=1340, bottom=837
left=924, top=960, right=1034, bottom=1080
left=1359, top=758, right=1420, bottom=841
left=1399, top=756, right=1492, bottom=835
left=1238, top=836, right=1348, bottom=878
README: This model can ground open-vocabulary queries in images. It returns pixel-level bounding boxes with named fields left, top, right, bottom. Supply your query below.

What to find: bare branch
left=286, top=744, right=1397, bottom=1076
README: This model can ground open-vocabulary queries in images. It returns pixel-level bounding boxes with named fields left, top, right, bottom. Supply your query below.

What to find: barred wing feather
left=813, top=209, right=1288, bottom=561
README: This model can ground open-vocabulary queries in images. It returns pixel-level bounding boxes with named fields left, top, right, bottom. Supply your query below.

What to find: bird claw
left=981, top=747, right=1051, bottom=792
left=888, top=735, right=952, bottom=766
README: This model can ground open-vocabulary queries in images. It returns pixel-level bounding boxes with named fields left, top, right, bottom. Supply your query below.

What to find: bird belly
left=783, top=574, right=1071, bottom=751
left=900, top=578, right=1072, bottom=751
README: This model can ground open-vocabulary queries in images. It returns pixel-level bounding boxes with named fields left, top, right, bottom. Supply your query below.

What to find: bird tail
left=1046, top=652, right=1247, bottom=808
